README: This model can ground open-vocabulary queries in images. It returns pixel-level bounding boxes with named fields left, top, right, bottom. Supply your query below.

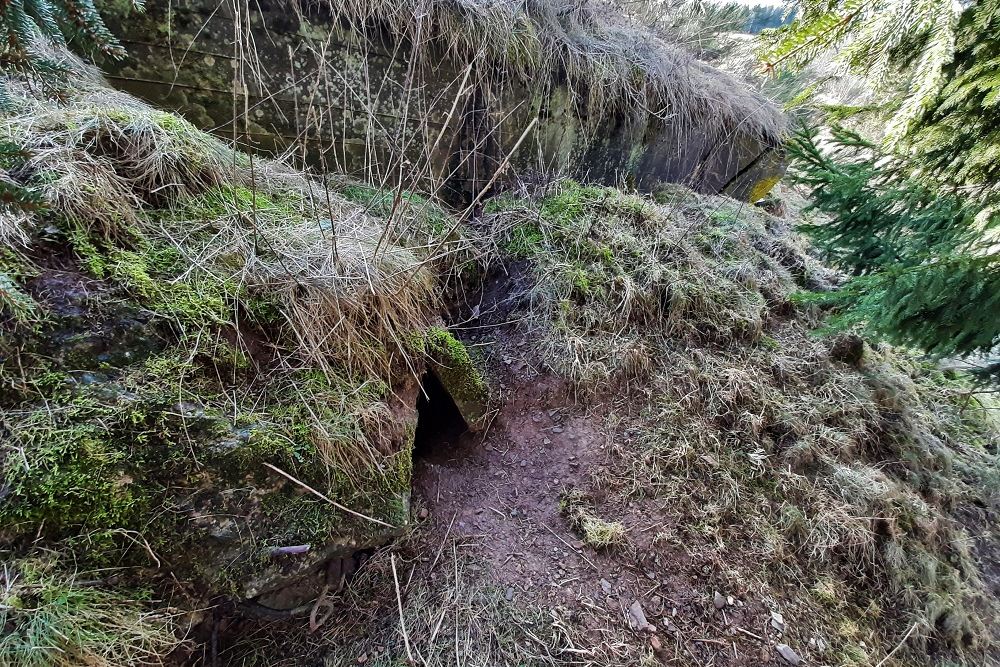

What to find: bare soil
left=409, top=348, right=795, bottom=666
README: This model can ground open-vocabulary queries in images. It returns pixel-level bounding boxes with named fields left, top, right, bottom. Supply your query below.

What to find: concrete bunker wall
left=104, top=1, right=784, bottom=201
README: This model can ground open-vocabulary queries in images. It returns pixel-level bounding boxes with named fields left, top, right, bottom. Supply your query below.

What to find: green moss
left=425, top=326, right=487, bottom=404
left=338, top=182, right=451, bottom=236
left=504, top=221, right=544, bottom=257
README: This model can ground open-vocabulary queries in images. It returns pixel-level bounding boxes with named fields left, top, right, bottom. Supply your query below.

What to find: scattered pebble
left=809, top=636, right=828, bottom=652
left=600, top=579, right=613, bottom=595
left=649, top=635, right=662, bottom=651
left=713, top=591, right=726, bottom=609
left=628, top=601, right=654, bottom=632
left=552, top=426, right=564, bottom=433
left=418, top=508, right=429, bottom=520
left=356, top=655, right=367, bottom=665
left=776, top=643, right=801, bottom=665
left=505, top=587, right=514, bottom=601
left=770, top=611, right=785, bottom=633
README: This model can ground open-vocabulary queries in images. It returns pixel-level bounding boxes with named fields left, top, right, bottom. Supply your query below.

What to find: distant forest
left=745, top=4, right=793, bottom=33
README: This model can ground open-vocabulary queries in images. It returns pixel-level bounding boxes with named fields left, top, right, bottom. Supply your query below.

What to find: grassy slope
left=481, top=181, right=999, bottom=665
left=231, top=182, right=997, bottom=667
left=0, top=68, right=996, bottom=667
left=0, top=69, right=475, bottom=665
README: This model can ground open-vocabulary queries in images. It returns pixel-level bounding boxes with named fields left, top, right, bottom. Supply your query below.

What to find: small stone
left=532, top=413, right=543, bottom=423
left=628, top=601, right=653, bottom=632
left=356, top=655, right=368, bottom=665
left=600, top=578, right=613, bottom=595
left=552, top=426, right=564, bottom=433
left=505, top=587, right=514, bottom=601
left=510, top=509, right=520, bottom=518
left=543, top=438, right=552, bottom=445
left=776, top=643, right=800, bottom=665
left=520, top=459, right=528, bottom=467
left=649, top=635, right=662, bottom=651
left=418, top=508, right=429, bottom=520
left=770, top=610, right=785, bottom=633
left=727, top=595, right=735, bottom=606
left=713, top=591, right=726, bottom=609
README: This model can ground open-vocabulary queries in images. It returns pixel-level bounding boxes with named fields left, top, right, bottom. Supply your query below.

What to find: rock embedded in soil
left=628, top=601, right=655, bottom=632
left=713, top=590, right=726, bottom=609
left=776, top=643, right=801, bottom=665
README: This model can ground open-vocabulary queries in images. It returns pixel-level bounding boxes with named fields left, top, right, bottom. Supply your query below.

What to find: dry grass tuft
left=0, top=60, right=469, bottom=380
left=307, top=0, right=785, bottom=144
left=484, top=180, right=834, bottom=391
left=559, top=489, right=627, bottom=549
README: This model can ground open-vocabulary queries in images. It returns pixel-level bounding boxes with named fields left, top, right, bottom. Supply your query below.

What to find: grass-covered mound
left=482, top=182, right=999, bottom=664
left=0, top=61, right=476, bottom=664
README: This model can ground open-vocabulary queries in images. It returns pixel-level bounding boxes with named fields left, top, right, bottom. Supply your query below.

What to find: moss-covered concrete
left=424, top=326, right=489, bottom=430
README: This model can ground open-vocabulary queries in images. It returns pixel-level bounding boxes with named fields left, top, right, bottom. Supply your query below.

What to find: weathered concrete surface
left=104, top=1, right=784, bottom=201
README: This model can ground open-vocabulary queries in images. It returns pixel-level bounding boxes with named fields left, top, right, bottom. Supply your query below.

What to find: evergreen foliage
left=789, top=125, right=1000, bottom=364
left=0, top=0, right=136, bottom=213
left=779, top=0, right=1000, bottom=377
left=745, top=4, right=792, bottom=34
left=0, top=0, right=133, bottom=66
left=910, top=0, right=1000, bottom=202
left=760, top=0, right=961, bottom=136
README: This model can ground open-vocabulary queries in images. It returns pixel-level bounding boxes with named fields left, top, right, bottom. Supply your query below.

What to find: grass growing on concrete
left=0, top=57, right=468, bottom=662
left=314, top=0, right=785, bottom=144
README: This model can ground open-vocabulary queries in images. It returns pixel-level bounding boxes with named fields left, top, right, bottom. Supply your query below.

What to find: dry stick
left=261, top=462, right=394, bottom=528
left=372, top=63, right=474, bottom=259
left=736, top=626, right=764, bottom=641
left=391, top=553, right=416, bottom=665
left=875, top=621, right=921, bottom=667
left=405, top=115, right=539, bottom=284
left=541, top=523, right=598, bottom=571
left=429, top=512, right=458, bottom=573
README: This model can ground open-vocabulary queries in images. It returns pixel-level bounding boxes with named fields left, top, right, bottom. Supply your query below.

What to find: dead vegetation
left=301, top=0, right=785, bottom=142
left=0, top=60, right=473, bottom=381
left=481, top=180, right=999, bottom=664
left=0, top=29, right=996, bottom=667
left=0, top=58, right=476, bottom=666
left=560, top=489, right=627, bottom=549
left=0, top=557, right=183, bottom=667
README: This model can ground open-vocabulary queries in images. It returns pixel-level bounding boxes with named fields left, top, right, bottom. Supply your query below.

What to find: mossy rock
left=424, top=326, right=489, bottom=430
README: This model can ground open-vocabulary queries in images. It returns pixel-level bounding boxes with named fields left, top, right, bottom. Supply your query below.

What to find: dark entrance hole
left=413, top=370, right=468, bottom=458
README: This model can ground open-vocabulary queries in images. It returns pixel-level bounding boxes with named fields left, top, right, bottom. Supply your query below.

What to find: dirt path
left=410, top=365, right=786, bottom=666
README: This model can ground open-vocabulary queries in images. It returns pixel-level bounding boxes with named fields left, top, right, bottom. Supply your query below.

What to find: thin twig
left=391, top=553, right=416, bottom=665
left=261, top=462, right=394, bottom=528
left=875, top=622, right=921, bottom=667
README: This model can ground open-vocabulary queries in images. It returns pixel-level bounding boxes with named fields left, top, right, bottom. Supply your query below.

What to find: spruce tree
left=786, top=0, right=1000, bottom=379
